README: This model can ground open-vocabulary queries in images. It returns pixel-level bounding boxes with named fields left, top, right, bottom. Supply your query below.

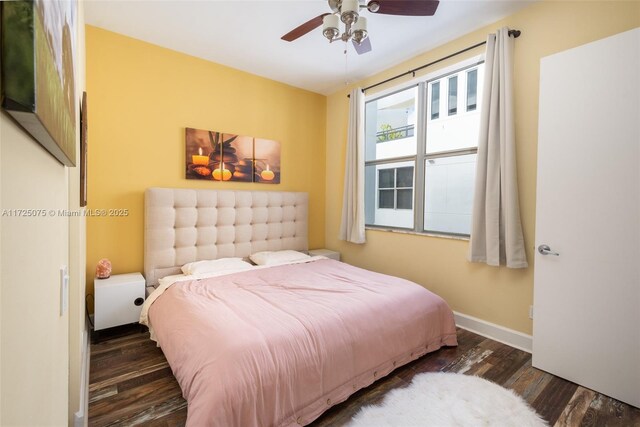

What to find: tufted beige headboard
left=144, top=188, right=308, bottom=287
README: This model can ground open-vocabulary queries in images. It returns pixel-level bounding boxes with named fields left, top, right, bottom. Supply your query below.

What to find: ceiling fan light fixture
left=340, top=0, right=360, bottom=25
left=322, top=14, right=340, bottom=41
left=352, top=30, right=368, bottom=44
left=352, top=16, right=368, bottom=43
left=282, top=0, right=440, bottom=55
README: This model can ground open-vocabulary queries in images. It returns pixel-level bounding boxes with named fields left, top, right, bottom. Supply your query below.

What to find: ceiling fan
left=281, top=0, right=440, bottom=55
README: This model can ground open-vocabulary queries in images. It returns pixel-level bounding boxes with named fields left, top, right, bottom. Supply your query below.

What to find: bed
left=142, top=188, right=457, bottom=426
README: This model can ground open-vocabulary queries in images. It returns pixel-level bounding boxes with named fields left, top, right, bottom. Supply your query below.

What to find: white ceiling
left=84, top=0, right=534, bottom=95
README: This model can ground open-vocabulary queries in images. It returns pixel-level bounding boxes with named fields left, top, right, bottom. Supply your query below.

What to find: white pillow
left=249, top=250, right=310, bottom=266
left=181, top=257, right=253, bottom=275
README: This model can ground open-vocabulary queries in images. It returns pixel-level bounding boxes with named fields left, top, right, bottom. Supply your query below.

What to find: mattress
left=145, top=258, right=457, bottom=426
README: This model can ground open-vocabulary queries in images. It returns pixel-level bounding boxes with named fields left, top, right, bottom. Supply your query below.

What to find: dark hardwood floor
left=88, top=325, right=640, bottom=426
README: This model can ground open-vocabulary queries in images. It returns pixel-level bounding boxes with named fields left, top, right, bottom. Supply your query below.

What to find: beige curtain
left=468, top=28, right=527, bottom=268
left=339, top=88, right=366, bottom=244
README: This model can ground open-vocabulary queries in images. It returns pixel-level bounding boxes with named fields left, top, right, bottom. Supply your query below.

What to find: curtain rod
left=348, top=29, right=521, bottom=97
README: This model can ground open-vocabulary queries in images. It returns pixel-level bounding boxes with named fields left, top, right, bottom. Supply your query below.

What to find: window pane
left=430, top=82, right=440, bottom=120
left=397, top=189, right=413, bottom=209
left=396, top=166, right=414, bottom=188
left=378, top=190, right=394, bottom=208
left=467, top=69, right=477, bottom=111
left=426, top=64, right=484, bottom=154
left=365, top=162, right=415, bottom=229
left=448, top=76, right=458, bottom=116
left=378, top=169, right=395, bottom=188
left=365, top=86, right=418, bottom=162
left=424, top=154, right=476, bottom=235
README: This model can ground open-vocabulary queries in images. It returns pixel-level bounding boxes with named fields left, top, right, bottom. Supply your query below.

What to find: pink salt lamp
left=96, top=258, right=112, bottom=279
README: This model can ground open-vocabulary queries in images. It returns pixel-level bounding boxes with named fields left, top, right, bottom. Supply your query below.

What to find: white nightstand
left=309, top=249, right=341, bottom=261
left=94, top=273, right=146, bottom=331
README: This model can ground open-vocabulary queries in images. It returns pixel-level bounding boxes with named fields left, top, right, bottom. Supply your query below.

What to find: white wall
left=375, top=136, right=416, bottom=159
left=1, top=118, right=70, bottom=425
left=423, top=154, right=476, bottom=234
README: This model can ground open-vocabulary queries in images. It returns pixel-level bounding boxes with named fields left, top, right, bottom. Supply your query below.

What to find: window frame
left=364, top=56, right=484, bottom=238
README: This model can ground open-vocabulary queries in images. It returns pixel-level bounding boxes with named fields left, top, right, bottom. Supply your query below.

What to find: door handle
left=538, top=244, right=560, bottom=256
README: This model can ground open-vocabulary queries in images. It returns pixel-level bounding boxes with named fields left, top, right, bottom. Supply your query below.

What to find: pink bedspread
left=148, top=259, right=457, bottom=426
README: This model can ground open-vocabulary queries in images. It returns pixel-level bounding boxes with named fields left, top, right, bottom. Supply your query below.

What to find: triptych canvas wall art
left=185, top=127, right=280, bottom=184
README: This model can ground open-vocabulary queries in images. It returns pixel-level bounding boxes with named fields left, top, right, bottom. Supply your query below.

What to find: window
left=365, top=61, right=484, bottom=236
left=467, top=69, right=477, bottom=111
left=378, top=169, right=394, bottom=208
left=377, top=167, right=414, bottom=210
left=365, top=86, right=417, bottom=229
left=448, top=76, right=458, bottom=116
left=430, top=82, right=440, bottom=120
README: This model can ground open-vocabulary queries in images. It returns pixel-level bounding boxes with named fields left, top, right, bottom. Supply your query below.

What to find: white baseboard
left=454, top=311, right=532, bottom=353
left=73, top=410, right=84, bottom=427
left=74, top=327, right=90, bottom=427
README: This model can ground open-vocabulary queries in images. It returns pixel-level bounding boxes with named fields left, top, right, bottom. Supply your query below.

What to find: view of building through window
left=364, top=61, right=484, bottom=235
left=365, top=86, right=417, bottom=228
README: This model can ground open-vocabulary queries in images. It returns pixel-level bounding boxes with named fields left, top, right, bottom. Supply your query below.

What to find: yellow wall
left=85, top=26, right=326, bottom=296
left=325, top=1, right=640, bottom=335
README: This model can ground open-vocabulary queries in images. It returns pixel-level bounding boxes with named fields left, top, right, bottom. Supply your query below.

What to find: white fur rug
left=348, top=372, right=547, bottom=427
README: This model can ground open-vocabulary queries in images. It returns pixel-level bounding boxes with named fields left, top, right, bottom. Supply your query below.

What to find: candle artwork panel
left=254, top=138, right=281, bottom=184
left=185, top=127, right=280, bottom=184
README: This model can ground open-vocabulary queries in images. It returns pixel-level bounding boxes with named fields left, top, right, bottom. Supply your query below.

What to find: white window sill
left=365, top=226, right=470, bottom=241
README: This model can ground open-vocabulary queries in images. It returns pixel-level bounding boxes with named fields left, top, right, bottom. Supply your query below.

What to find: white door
left=533, top=28, right=640, bottom=408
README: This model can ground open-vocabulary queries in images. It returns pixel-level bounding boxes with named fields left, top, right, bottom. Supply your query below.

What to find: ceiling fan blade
left=281, top=13, right=331, bottom=42
left=370, top=0, right=439, bottom=16
left=353, top=37, right=372, bottom=55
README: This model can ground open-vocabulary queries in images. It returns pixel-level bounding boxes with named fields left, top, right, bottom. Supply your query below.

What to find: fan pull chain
left=344, top=41, right=350, bottom=86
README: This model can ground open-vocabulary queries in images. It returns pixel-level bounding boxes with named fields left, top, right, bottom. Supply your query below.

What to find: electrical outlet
left=60, top=266, right=69, bottom=316
left=529, top=305, right=534, bottom=320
